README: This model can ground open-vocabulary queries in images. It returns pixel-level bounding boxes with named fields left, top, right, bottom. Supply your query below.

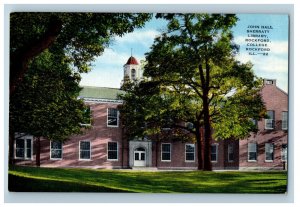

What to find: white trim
left=83, top=97, right=123, bottom=104
left=107, top=108, right=119, bottom=128
left=107, top=141, right=118, bottom=161
left=161, top=143, right=171, bottom=162
left=265, top=110, right=275, bottom=129
left=227, top=143, right=234, bottom=162
left=265, top=143, right=274, bottom=162
left=265, top=119, right=274, bottom=129
left=281, top=144, right=288, bottom=162
left=79, top=140, right=92, bottom=160
left=211, top=144, right=218, bottom=163
left=50, top=140, right=63, bottom=160
left=282, top=111, right=288, bottom=130
left=185, top=143, right=195, bottom=162
left=14, top=135, right=33, bottom=160
left=247, top=143, right=257, bottom=162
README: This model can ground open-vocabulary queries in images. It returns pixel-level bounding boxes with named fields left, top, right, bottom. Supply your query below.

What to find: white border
left=3, top=2, right=296, bottom=205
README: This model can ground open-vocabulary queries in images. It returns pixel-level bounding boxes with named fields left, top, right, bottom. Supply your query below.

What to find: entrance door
left=134, top=147, right=146, bottom=167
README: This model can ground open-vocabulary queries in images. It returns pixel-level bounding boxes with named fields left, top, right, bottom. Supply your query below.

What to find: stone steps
left=131, top=167, right=158, bottom=171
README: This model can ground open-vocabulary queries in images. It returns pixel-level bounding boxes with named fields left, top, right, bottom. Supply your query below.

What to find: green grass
left=8, top=165, right=287, bottom=193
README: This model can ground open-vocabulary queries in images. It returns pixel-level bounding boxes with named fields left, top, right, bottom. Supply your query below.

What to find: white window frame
left=79, top=141, right=91, bottom=160
left=14, top=135, right=33, bottom=160
left=161, top=143, right=171, bottom=162
left=265, top=110, right=275, bottom=129
left=228, top=143, right=234, bottom=162
left=185, top=143, right=195, bottom=162
left=265, top=143, right=274, bottom=162
left=281, top=144, right=287, bottom=162
left=107, top=141, right=118, bottom=161
left=50, top=140, right=63, bottom=160
left=282, top=111, right=288, bottom=130
left=211, top=144, right=218, bottom=163
left=107, top=108, right=119, bottom=127
left=248, top=143, right=257, bottom=162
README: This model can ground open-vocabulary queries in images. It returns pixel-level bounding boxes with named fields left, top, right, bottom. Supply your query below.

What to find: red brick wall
left=153, top=141, right=198, bottom=169
left=239, top=83, right=288, bottom=170
left=14, top=102, right=127, bottom=168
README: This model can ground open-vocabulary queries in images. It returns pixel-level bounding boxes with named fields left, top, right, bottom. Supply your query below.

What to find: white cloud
left=92, top=48, right=144, bottom=67
left=235, top=51, right=288, bottom=74
left=114, top=30, right=159, bottom=47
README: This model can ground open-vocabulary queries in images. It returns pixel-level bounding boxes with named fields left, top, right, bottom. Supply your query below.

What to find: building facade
left=13, top=56, right=288, bottom=170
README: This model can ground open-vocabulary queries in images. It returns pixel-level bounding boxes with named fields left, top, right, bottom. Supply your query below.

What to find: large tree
left=143, top=13, right=266, bottom=170
left=10, top=50, right=90, bottom=166
left=10, top=12, right=151, bottom=94
left=9, top=12, right=151, bottom=165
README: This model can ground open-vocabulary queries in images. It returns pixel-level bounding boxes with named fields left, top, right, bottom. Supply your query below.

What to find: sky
left=79, top=14, right=289, bottom=92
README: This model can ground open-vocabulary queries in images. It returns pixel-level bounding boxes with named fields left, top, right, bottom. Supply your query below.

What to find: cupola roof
left=126, top=56, right=139, bottom=65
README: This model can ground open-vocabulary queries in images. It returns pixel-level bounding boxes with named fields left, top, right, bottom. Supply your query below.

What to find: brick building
left=13, top=56, right=288, bottom=170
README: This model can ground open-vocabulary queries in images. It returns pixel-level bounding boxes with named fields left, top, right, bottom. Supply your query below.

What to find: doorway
left=134, top=147, right=146, bottom=167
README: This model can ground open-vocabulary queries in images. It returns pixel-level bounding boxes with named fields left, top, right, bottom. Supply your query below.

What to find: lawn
left=8, top=165, right=287, bottom=193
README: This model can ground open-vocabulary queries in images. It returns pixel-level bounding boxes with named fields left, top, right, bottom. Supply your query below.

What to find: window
left=282, top=111, right=288, bottom=130
left=266, top=80, right=273, bottom=85
left=265, top=143, right=274, bottom=162
left=107, top=142, right=118, bottom=160
left=265, top=110, right=275, bottom=129
left=248, top=143, right=257, bottom=161
left=251, top=119, right=258, bottom=129
left=50, top=141, right=63, bottom=159
left=107, top=108, right=118, bottom=127
left=281, top=144, right=287, bottom=161
left=228, top=143, right=234, bottom=162
left=211, top=144, right=218, bottom=162
left=131, top=69, right=136, bottom=80
left=161, top=143, right=171, bottom=161
left=15, top=137, right=32, bottom=159
left=79, top=141, right=91, bottom=160
left=185, top=144, right=195, bottom=162
left=81, top=106, right=91, bottom=126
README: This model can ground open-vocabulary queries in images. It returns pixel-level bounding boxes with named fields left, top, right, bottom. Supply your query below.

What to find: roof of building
left=125, top=56, right=139, bottom=65
left=79, top=86, right=125, bottom=100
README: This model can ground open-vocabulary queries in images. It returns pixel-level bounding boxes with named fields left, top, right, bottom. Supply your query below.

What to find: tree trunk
left=10, top=16, right=62, bottom=95
left=121, top=128, right=124, bottom=169
left=195, top=121, right=202, bottom=170
left=35, top=137, right=41, bottom=167
left=155, top=137, right=159, bottom=167
left=203, top=92, right=212, bottom=171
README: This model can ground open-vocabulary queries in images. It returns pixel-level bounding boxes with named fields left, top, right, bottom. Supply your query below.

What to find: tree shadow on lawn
left=8, top=174, right=133, bottom=192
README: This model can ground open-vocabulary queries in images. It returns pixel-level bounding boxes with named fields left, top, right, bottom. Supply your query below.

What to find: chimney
left=264, top=79, right=276, bottom=86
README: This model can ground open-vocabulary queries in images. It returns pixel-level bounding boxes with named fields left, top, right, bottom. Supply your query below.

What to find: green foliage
left=143, top=13, right=266, bottom=141
left=10, top=12, right=152, bottom=74
left=9, top=12, right=151, bottom=142
left=10, top=50, right=88, bottom=141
